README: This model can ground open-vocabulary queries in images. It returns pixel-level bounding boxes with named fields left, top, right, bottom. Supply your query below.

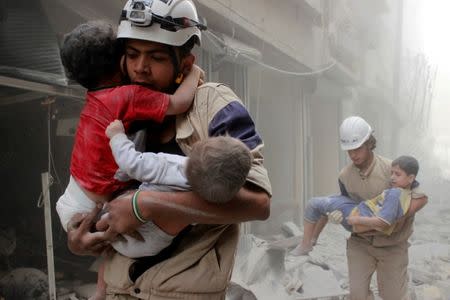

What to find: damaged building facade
left=0, top=0, right=448, bottom=299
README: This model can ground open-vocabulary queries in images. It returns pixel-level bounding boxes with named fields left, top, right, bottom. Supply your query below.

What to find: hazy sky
left=416, top=0, right=450, bottom=174
left=419, top=1, right=450, bottom=133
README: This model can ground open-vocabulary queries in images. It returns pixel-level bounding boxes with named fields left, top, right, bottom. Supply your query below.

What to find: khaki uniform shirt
left=339, top=154, right=417, bottom=246
left=339, top=155, right=392, bottom=202
left=103, top=83, right=272, bottom=299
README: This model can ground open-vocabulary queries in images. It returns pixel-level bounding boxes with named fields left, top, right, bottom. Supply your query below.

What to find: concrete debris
left=306, top=253, right=330, bottom=271
left=434, top=280, right=450, bottom=299
left=1, top=206, right=447, bottom=300
left=0, top=268, right=48, bottom=300
left=229, top=214, right=450, bottom=300
left=0, top=267, right=98, bottom=300
left=411, top=284, right=444, bottom=300
left=282, top=273, right=303, bottom=295
left=409, top=243, right=450, bottom=262
left=228, top=235, right=295, bottom=300
left=226, top=282, right=257, bottom=300
left=281, top=222, right=303, bottom=238
left=294, top=264, right=347, bottom=299
left=267, top=235, right=301, bottom=250
left=410, top=266, right=440, bottom=285
left=239, top=246, right=282, bottom=285
left=228, top=231, right=348, bottom=300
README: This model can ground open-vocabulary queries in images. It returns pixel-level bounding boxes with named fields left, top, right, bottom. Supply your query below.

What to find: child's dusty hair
left=60, top=21, right=123, bottom=90
left=392, top=155, right=419, bottom=176
left=186, top=136, right=253, bottom=204
left=392, top=155, right=419, bottom=188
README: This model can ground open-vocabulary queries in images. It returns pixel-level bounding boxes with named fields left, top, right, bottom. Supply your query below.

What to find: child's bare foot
left=290, top=243, right=313, bottom=256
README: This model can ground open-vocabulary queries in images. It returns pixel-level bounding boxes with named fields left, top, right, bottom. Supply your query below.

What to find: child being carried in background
left=291, top=155, right=428, bottom=256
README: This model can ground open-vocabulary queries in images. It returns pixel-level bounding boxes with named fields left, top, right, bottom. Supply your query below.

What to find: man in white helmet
left=337, top=116, right=425, bottom=300
left=66, top=1, right=271, bottom=299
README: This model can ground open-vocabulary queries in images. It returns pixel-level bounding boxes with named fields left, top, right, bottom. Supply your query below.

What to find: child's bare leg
left=300, top=220, right=317, bottom=249
left=89, top=262, right=106, bottom=300
left=291, top=220, right=316, bottom=256
left=311, top=216, right=328, bottom=245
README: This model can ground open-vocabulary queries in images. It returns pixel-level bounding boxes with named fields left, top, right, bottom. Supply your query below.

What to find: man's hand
left=327, top=210, right=343, bottom=224
left=105, top=119, right=125, bottom=139
left=97, top=191, right=143, bottom=235
left=67, top=205, right=117, bottom=256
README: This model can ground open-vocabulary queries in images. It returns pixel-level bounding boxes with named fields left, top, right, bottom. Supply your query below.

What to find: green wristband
left=132, top=191, right=147, bottom=223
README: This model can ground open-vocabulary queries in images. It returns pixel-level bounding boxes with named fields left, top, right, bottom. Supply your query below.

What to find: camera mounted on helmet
left=121, top=0, right=207, bottom=31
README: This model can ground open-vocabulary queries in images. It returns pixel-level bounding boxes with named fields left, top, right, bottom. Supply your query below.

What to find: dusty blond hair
left=186, top=136, right=252, bottom=204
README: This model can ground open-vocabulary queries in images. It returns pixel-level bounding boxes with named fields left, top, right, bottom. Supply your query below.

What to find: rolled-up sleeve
left=208, top=101, right=271, bottom=196
left=208, top=101, right=262, bottom=150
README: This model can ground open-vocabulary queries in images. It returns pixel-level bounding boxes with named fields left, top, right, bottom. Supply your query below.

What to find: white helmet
left=118, top=0, right=206, bottom=46
left=339, top=116, right=373, bottom=151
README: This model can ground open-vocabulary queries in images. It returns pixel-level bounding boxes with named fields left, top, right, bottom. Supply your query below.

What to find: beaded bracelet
left=131, top=190, right=147, bottom=223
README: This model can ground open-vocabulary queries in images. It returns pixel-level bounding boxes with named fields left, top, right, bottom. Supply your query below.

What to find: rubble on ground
left=0, top=268, right=48, bottom=300
left=228, top=215, right=450, bottom=300
left=0, top=267, right=98, bottom=300
left=0, top=206, right=448, bottom=300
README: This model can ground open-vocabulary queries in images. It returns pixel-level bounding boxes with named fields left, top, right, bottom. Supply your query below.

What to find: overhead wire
left=204, top=30, right=336, bottom=76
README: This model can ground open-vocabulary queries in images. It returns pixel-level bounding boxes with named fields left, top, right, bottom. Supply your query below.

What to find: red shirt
left=70, top=85, right=169, bottom=195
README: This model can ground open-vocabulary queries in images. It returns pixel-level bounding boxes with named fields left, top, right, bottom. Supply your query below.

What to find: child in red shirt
left=57, top=20, right=202, bottom=223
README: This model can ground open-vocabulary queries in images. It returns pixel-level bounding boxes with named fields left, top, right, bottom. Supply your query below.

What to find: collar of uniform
left=355, top=154, right=377, bottom=179
left=175, top=114, right=193, bottom=140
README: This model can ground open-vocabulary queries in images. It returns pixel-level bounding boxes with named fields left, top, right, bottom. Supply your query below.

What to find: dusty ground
left=228, top=203, right=450, bottom=300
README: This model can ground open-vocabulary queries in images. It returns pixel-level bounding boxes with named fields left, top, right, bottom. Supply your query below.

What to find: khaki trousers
left=346, top=236, right=410, bottom=300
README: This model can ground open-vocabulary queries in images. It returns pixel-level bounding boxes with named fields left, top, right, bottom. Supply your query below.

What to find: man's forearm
left=353, top=224, right=376, bottom=233
left=351, top=216, right=389, bottom=231
left=138, top=185, right=270, bottom=225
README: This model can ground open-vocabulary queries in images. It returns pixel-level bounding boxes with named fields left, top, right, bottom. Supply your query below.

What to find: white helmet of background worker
left=117, top=0, right=206, bottom=46
left=339, top=116, right=374, bottom=151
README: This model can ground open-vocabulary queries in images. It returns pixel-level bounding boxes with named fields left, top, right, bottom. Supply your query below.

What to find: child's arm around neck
left=166, top=64, right=204, bottom=115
